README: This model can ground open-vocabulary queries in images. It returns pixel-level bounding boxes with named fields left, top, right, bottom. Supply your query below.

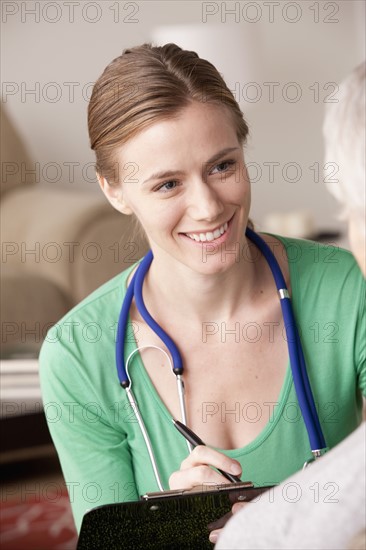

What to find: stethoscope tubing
left=116, top=228, right=327, bottom=458
left=134, top=252, right=183, bottom=377
left=116, top=264, right=137, bottom=388
left=246, top=228, right=326, bottom=452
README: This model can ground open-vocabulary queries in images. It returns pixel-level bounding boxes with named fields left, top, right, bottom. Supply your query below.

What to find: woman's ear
left=97, top=173, right=133, bottom=215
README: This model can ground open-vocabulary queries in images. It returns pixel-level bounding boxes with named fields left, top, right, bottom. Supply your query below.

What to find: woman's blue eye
left=157, top=180, right=178, bottom=192
left=212, top=160, right=236, bottom=174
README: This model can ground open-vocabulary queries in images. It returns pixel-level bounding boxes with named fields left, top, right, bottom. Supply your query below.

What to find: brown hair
left=88, top=42, right=250, bottom=186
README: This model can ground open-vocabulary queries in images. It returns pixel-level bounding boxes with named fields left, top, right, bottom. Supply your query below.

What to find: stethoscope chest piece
left=115, top=228, right=327, bottom=490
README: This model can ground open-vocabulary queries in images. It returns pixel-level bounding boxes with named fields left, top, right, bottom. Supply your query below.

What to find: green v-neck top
left=39, top=235, right=365, bottom=532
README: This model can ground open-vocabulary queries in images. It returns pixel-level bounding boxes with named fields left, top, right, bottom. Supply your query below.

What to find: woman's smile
left=179, top=213, right=235, bottom=245
left=110, top=101, right=251, bottom=275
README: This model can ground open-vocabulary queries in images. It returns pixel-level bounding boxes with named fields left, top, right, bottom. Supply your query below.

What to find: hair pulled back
left=88, top=43, right=249, bottom=186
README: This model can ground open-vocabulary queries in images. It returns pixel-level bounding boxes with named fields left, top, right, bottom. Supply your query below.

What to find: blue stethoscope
left=116, top=227, right=327, bottom=490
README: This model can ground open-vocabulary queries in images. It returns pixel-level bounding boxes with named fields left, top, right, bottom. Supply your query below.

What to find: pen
left=172, top=419, right=242, bottom=483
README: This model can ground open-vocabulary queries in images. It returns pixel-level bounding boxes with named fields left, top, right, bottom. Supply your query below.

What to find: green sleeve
left=355, top=279, right=366, bottom=396
left=39, top=337, right=138, bottom=533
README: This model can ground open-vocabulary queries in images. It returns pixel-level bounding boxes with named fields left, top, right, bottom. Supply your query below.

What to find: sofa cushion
left=1, top=267, right=71, bottom=357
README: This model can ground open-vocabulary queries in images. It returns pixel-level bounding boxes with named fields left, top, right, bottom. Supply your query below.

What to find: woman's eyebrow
left=205, top=147, right=239, bottom=166
left=143, top=169, right=183, bottom=185
left=142, top=147, right=239, bottom=185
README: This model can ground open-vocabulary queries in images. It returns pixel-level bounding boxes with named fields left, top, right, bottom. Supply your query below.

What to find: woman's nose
left=187, top=179, right=224, bottom=221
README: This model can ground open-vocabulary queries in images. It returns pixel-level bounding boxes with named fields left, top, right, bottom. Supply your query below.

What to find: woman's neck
left=144, top=244, right=266, bottom=323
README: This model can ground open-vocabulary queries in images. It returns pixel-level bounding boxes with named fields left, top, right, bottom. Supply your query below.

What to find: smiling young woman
left=39, top=44, right=365, bottom=536
left=99, top=101, right=252, bottom=278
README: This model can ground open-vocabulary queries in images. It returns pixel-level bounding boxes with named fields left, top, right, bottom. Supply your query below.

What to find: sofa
left=0, top=105, right=149, bottom=359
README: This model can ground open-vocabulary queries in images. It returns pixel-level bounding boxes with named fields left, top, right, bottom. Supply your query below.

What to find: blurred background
left=1, top=1, right=365, bottom=548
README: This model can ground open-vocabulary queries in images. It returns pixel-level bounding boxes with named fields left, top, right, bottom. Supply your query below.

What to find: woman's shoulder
left=55, top=263, right=136, bottom=325
left=262, top=232, right=363, bottom=278
left=259, top=232, right=364, bottom=321
left=39, top=261, right=139, bottom=365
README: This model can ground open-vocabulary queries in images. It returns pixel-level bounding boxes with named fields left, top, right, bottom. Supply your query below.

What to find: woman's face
left=104, top=101, right=251, bottom=275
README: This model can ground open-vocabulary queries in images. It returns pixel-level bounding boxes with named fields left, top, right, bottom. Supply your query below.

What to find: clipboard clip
left=141, top=481, right=255, bottom=501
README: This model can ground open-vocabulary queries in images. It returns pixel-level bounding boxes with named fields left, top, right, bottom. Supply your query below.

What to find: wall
left=1, top=0, right=365, bottom=234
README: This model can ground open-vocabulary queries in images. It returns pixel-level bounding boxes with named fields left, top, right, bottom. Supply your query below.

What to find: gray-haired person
left=215, top=62, right=366, bottom=550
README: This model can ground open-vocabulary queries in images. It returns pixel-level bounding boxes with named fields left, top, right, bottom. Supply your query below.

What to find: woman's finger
left=180, top=445, right=242, bottom=476
left=209, top=528, right=222, bottom=545
left=232, top=501, right=249, bottom=514
left=208, top=510, right=233, bottom=532
left=207, top=503, right=249, bottom=544
left=169, top=464, right=231, bottom=490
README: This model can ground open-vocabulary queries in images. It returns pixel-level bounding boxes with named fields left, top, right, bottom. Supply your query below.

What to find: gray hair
left=323, top=61, right=365, bottom=231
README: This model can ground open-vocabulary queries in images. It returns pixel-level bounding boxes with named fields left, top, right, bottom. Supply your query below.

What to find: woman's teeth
left=186, top=222, right=228, bottom=242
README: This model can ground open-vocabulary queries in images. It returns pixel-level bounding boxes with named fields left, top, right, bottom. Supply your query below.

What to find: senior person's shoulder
left=216, top=422, right=366, bottom=550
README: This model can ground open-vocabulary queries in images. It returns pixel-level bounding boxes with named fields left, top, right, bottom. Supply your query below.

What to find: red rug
left=0, top=491, right=78, bottom=550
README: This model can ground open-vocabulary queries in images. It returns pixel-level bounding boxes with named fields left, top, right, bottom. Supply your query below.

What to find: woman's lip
left=180, top=215, right=234, bottom=237
left=179, top=214, right=234, bottom=245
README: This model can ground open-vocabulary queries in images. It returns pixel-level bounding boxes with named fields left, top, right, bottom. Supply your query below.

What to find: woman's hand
left=208, top=502, right=248, bottom=545
left=169, top=446, right=243, bottom=545
left=169, top=445, right=242, bottom=490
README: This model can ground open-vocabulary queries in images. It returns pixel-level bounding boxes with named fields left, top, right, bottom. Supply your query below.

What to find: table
left=1, top=359, right=54, bottom=463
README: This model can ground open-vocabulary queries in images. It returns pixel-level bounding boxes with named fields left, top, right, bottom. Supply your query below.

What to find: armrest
left=1, top=186, right=148, bottom=303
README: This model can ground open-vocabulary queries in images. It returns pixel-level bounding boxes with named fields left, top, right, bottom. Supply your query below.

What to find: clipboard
left=77, top=481, right=275, bottom=549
